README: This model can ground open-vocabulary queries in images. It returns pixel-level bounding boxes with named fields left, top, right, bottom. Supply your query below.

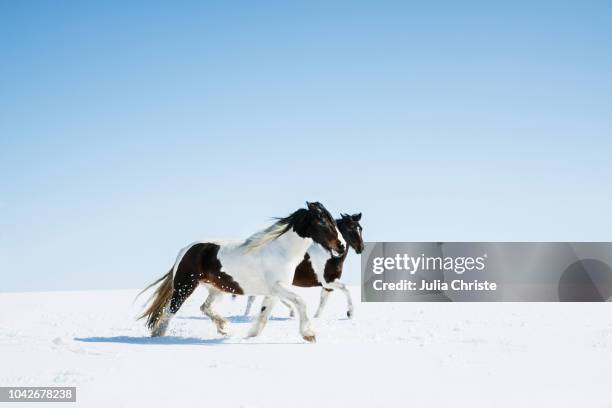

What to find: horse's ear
left=340, top=213, right=350, bottom=220
left=306, top=201, right=317, bottom=210
left=351, top=213, right=362, bottom=221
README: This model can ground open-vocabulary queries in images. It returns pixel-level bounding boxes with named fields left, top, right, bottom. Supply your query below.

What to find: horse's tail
left=137, top=270, right=174, bottom=330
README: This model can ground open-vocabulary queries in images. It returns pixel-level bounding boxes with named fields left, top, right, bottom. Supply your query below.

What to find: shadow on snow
left=74, top=335, right=225, bottom=345
left=174, top=314, right=291, bottom=323
left=74, top=315, right=295, bottom=346
left=74, top=335, right=305, bottom=346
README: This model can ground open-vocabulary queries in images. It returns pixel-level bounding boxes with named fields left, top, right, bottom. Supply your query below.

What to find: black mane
left=241, top=202, right=334, bottom=251
left=273, top=208, right=310, bottom=237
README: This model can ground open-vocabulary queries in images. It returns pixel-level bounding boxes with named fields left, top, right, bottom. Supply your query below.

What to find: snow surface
left=1, top=285, right=612, bottom=407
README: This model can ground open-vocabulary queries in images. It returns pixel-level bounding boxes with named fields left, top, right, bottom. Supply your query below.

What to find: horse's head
left=337, top=213, right=364, bottom=254
left=298, top=201, right=345, bottom=257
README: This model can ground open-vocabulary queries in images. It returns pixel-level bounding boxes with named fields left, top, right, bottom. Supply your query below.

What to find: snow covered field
left=1, top=285, right=611, bottom=407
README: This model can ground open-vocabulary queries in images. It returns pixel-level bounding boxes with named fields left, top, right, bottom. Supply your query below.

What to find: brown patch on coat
left=167, top=243, right=244, bottom=314
left=292, top=253, right=320, bottom=287
left=292, top=212, right=364, bottom=289
left=292, top=251, right=348, bottom=288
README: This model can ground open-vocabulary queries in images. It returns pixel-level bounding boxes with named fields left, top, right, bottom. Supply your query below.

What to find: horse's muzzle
left=331, top=241, right=345, bottom=258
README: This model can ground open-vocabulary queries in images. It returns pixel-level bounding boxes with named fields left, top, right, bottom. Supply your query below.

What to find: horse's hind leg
left=200, top=287, right=230, bottom=336
left=244, top=296, right=255, bottom=316
left=247, top=296, right=277, bottom=338
left=151, top=304, right=174, bottom=337
left=153, top=279, right=197, bottom=337
left=272, top=282, right=316, bottom=343
left=280, top=299, right=295, bottom=318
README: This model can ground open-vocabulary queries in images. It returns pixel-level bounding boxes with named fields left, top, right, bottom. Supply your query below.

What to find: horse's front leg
left=319, top=280, right=354, bottom=319
left=272, top=281, right=316, bottom=343
left=313, top=288, right=332, bottom=318
left=246, top=296, right=277, bottom=338
left=331, top=280, right=354, bottom=318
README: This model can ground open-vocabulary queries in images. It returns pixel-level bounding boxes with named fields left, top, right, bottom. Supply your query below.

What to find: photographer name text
left=371, top=253, right=498, bottom=292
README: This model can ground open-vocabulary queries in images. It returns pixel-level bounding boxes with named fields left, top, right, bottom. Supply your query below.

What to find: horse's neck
left=308, top=241, right=329, bottom=258
left=267, top=229, right=313, bottom=261
left=308, top=241, right=348, bottom=262
left=338, top=245, right=349, bottom=261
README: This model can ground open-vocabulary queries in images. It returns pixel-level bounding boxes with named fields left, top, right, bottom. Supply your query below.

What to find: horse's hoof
left=347, top=310, right=354, bottom=319
left=150, top=326, right=166, bottom=337
left=215, top=320, right=231, bottom=336
left=302, top=327, right=317, bottom=342
left=246, top=328, right=260, bottom=338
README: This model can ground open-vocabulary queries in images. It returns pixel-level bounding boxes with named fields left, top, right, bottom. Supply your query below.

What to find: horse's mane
left=241, top=209, right=307, bottom=253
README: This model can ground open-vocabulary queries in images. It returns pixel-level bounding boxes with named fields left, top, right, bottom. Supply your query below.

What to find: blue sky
left=1, top=1, right=612, bottom=292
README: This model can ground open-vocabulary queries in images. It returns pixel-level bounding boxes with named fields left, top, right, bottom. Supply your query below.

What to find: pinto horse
left=242, top=213, right=363, bottom=319
left=138, top=202, right=344, bottom=342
